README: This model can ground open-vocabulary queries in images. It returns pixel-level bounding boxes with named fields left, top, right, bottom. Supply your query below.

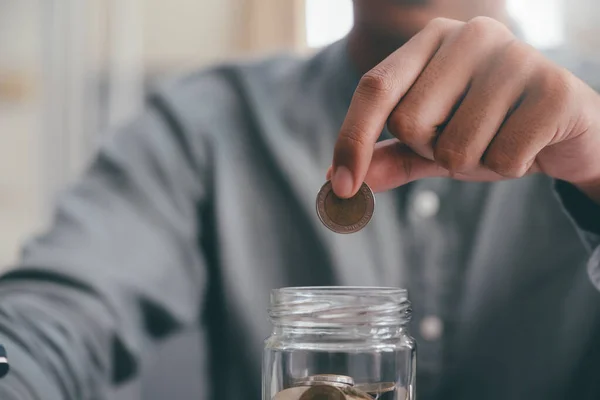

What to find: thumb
left=325, top=140, right=445, bottom=191
left=325, top=139, right=526, bottom=194
left=364, top=139, right=532, bottom=193
left=365, top=139, right=449, bottom=192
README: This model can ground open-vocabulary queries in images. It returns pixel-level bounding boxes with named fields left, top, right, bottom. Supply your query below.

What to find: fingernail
left=332, top=166, right=354, bottom=198
left=326, top=166, right=333, bottom=180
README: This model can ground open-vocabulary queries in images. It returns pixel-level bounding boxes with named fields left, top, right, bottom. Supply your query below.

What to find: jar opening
left=269, top=286, right=411, bottom=328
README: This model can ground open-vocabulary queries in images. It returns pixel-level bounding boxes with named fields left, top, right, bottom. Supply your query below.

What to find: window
left=507, top=0, right=564, bottom=48
left=304, top=0, right=565, bottom=49
left=305, top=0, right=353, bottom=49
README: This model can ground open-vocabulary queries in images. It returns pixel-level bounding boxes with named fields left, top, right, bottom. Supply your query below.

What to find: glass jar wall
left=263, top=287, right=416, bottom=400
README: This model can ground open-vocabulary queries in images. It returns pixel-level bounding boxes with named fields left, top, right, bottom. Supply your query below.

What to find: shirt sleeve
left=555, top=179, right=600, bottom=290
left=0, top=94, right=209, bottom=399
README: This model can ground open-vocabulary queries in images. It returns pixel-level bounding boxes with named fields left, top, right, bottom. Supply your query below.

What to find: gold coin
left=316, top=181, right=375, bottom=234
left=340, top=386, right=374, bottom=400
left=299, top=385, right=346, bottom=400
left=273, top=386, right=310, bottom=400
left=353, top=382, right=396, bottom=394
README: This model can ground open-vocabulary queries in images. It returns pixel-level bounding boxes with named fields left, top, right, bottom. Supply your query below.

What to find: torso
left=143, top=40, right=600, bottom=400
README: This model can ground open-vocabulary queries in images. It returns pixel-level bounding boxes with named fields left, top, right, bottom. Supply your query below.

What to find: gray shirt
left=1, top=38, right=600, bottom=400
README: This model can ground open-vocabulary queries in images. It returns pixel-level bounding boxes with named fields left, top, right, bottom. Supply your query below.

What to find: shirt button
left=420, top=315, right=444, bottom=341
left=413, top=190, right=440, bottom=218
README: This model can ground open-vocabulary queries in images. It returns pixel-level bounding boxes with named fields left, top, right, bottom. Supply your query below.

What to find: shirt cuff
left=0, top=336, right=62, bottom=400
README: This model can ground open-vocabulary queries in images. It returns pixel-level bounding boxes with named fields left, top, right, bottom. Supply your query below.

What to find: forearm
left=0, top=276, right=120, bottom=400
left=0, top=93, right=208, bottom=399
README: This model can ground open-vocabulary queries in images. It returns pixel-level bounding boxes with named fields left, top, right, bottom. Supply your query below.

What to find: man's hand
left=330, top=17, right=600, bottom=203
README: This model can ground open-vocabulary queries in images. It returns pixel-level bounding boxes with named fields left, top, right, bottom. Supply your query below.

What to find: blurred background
left=1, top=0, right=600, bottom=267
left=2, top=0, right=600, bottom=398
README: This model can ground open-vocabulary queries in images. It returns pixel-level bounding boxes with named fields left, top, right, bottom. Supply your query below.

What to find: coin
left=316, top=181, right=375, bottom=234
left=299, top=385, right=346, bottom=400
left=295, top=374, right=355, bottom=388
left=273, top=386, right=310, bottom=400
left=340, top=386, right=374, bottom=400
left=353, top=382, right=396, bottom=394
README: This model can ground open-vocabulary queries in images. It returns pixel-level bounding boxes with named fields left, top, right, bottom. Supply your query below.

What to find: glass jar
left=263, top=287, right=416, bottom=400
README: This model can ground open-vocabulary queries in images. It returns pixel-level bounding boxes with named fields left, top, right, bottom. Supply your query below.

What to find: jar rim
left=269, top=286, right=411, bottom=328
left=275, top=286, right=408, bottom=296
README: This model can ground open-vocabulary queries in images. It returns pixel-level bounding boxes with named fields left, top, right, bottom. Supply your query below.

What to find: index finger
left=331, top=18, right=461, bottom=198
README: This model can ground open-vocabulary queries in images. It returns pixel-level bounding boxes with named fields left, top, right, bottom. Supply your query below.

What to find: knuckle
left=484, top=152, right=527, bottom=178
left=464, top=16, right=511, bottom=41
left=434, top=147, right=473, bottom=173
left=486, top=40, right=537, bottom=85
left=387, top=110, right=427, bottom=145
left=502, top=39, right=532, bottom=65
left=536, top=67, right=575, bottom=110
left=499, top=40, right=537, bottom=76
left=465, top=16, right=494, bottom=36
left=426, top=18, right=464, bottom=39
left=358, top=67, right=395, bottom=97
left=428, top=17, right=454, bottom=31
left=467, top=16, right=498, bottom=30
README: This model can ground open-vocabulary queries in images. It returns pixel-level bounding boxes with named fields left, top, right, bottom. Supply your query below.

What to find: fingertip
left=331, top=166, right=355, bottom=198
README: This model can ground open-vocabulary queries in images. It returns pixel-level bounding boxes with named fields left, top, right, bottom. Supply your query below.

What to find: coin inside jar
left=295, top=374, right=355, bottom=388
left=273, top=386, right=310, bottom=400
left=316, top=181, right=375, bottom=234
left=353, top=382, right=396, bottom=394
left=299, top=385, right=346, bottom=400
left=339, top=386, right=374, bottom=400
